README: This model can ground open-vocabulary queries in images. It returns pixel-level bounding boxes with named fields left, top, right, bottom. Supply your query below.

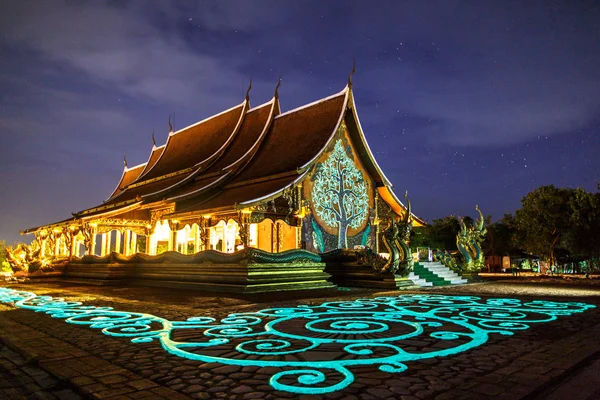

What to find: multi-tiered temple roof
left=24, top=79, right=424, bottom=234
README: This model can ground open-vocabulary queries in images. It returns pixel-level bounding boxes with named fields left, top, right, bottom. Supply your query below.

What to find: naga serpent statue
left=456, top=205, right=487, bottom=272
left=5, top=243, right=42, bottom=273
left=380, top=191, right=414, bottom=276
left=434, top=249, right=459, bottom=272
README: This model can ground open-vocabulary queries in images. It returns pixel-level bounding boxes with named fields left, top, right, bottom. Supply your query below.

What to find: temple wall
left=301, top=120, right=376, bottom=252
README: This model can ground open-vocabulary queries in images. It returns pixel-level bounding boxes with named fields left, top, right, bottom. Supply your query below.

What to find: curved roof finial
left=151, top=129, right=156, bottom=147
left=404, top=190, right=412, bottom=224
left=348, top=57, right=356, bottom=88
left=168, top=115, right=173, bottom=132
left=245, top=78, right=252, bottom=101
left=123, top=153, right=128, bottom=168
left=274, top=76, right=282, bottom=99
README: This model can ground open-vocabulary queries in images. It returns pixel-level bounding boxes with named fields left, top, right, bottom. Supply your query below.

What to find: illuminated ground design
left=0, top=287, right=595, bottom=395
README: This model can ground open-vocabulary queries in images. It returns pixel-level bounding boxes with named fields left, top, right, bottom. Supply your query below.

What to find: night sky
left=1, top=1, right=599, bottom=245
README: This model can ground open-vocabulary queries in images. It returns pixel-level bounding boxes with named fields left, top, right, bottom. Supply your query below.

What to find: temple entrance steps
left=409, top=261, right=468, bottom=287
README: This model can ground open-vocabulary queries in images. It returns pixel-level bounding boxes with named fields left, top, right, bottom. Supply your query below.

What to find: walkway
left=0, top=279, right=598, bottom=399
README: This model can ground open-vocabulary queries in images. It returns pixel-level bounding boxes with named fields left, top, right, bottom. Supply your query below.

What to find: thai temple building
left=18, top=73, right=443, bottom=292
left=24, top=76, right=423, bottom=258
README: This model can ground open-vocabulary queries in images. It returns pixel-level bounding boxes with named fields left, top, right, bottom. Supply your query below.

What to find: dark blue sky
left=1, top=0, right=599, bottom=244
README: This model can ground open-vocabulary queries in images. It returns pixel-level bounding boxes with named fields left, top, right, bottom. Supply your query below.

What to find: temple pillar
left=169, top=230, right=176, bottom=252
left=131, top=232, right=137, bottom=254
left=100, top=233, right=108, bottom=256
left=70, top=235, right=76, bottom=258
left=194, top=226, right=200, bottom=253
left=55, top=235, right=61, bottom=257
left=90, top=231, right=97, bottom=256
left=115, top=231, right=122, bottom=254
left=123, top=230, right=131, bottom=256
left=168, top=221, right=178, bottom=252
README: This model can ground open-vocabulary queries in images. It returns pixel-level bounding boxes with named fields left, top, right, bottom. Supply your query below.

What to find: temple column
left=123, top=230, right=131, bottom=256
left=169, top=230, right=176, bottom=252
left=168, top=221, right=178, bottom=252
left=70, top=235, right=76, bottom=258
left=130, top=232, right=137, bottom=254
left=204, top=226, right=210, bottom=251
left=115, top=231, right=122, bottom=254
left=194, top=226, right=200, bottom=254
left=90, top=231, right=97, bottom=256
left=100, top=233, right=108, bottom=256
left=55, top=235, right=61, bottom=256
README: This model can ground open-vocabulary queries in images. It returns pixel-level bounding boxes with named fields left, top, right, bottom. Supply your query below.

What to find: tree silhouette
left=311, top=139, right=369, bottom=248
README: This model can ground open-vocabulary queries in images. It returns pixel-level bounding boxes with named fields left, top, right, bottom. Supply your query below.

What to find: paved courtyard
left=0, top=278, right=599, bottom=400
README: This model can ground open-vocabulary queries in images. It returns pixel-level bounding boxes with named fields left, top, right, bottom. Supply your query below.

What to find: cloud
left=0, top=1, right=249, bottom=105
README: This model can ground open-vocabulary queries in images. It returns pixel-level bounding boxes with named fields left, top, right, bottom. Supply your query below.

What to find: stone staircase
left=409, top=261, right=468, bottom=287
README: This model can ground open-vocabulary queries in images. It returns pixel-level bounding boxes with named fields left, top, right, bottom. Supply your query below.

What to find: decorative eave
left=166, top=96, right=278, bottom=202
left=138, top=98, right=251, bottom=201
left=174, top=85, right=350, bottom=212
left=74, top=198, right=141, bottom=219
left=295, top=86, right=350, bottom=174
left=165, top=205, right=233, bottom=220
left=231, top=87, right=349, bottom=210
left=79, top=200, right=143, bottom=221
left=106, top=162, right=146, bottom=202
left=238, top=170, right=309, bottom=208
left=21, top=217, right=79, bottom=235
left=127, top=144, right=165, bottom=189
left=135, top=101, right=248, bottom=184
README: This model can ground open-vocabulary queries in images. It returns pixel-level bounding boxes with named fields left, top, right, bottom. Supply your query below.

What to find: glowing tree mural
left=311, top=139, right=369, bottom=249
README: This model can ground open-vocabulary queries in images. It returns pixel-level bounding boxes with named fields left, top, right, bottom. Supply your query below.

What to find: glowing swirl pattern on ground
left=0, top=287, right=595, bottom=394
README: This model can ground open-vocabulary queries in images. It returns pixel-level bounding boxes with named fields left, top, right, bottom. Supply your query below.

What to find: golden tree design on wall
left=311, top=139, right=369, bottom=249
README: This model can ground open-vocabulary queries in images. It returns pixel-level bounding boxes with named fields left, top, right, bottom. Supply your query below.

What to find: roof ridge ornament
left=123, top=153, right=128, bottom=168
left=348, top=57, right=356, bottom=88
left=274, top=76, right=282, bottom=99
left=151, top=130, right=156, bottom=147
left=168, top=115, right=173, bottom=132
left=245, top=78, right=252, bottom=101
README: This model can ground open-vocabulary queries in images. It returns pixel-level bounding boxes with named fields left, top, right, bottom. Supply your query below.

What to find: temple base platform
left=322, top=249, right=420, bottom=290
left=61, top=249, right=334, bottom=293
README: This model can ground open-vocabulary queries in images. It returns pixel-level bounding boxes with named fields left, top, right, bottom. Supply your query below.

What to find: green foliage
left=563, top=188, right=600, bottom=263
left=513, top=185, right=573, bottom=265
left=0, top=240, right=11, bottom=273
left=486, top=214, right=521, bottom=256
left=411, top=215, right=460, bottom=251
left=512, top=185, right=600, bottom=267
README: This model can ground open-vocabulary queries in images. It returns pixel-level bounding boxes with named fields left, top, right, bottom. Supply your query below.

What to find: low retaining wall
left=61, top=249, right=334, bottom=293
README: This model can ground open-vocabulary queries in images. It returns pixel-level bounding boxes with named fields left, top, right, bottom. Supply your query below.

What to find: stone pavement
left=0, top=280, right=599, bottom=400
left=0, top=343, right=83, bottom=400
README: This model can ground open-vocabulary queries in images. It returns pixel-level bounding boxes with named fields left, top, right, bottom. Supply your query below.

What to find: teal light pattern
left=311, top=138, right=369, bottom=249
left=0, top=287, right=594, bottom=394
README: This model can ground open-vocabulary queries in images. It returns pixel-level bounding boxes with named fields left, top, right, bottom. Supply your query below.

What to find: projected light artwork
left=0, top=287, right=594, bottom=394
